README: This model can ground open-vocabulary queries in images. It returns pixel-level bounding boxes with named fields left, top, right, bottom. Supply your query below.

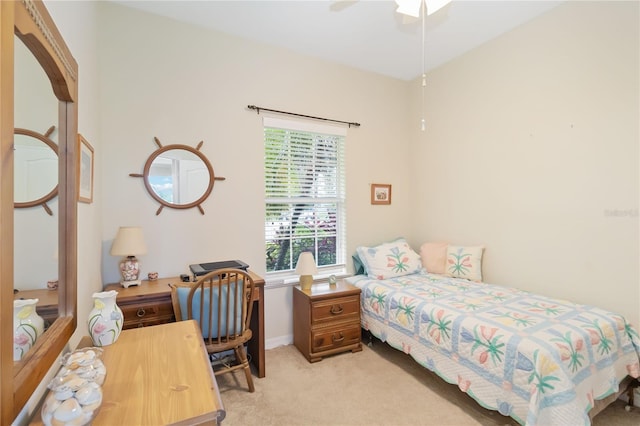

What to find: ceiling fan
left=395, top=0, right=452, bottom=18
left=331, top=0, right=453, bottom=18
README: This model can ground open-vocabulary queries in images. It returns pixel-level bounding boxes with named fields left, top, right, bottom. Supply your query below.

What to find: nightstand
left=293, top=281, right=362, bottom=362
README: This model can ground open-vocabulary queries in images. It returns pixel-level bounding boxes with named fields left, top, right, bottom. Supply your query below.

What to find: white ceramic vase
left=87, top=290, right=123, bottom=346
left=14, top=298, right=45, bottom=361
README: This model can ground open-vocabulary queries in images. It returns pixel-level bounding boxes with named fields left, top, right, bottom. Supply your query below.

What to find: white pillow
left=445, top=245, right=484, bottom=282
left=356, top=238, right=422, bottom=280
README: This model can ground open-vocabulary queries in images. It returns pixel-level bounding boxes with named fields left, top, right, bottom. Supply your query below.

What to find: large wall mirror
left=14, top=36, right=59, bottom=307
left=0, top=1, right=78, bottom=423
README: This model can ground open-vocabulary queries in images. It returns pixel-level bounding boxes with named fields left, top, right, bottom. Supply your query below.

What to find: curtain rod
left=247, top=105, right=360, bottom=128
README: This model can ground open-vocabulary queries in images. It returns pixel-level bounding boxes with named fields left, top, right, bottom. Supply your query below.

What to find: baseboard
left=266, top=334, right=292, bottom=350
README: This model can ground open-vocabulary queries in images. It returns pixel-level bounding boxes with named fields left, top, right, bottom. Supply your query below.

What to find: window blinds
left=264, top=117, right=346, bottom=273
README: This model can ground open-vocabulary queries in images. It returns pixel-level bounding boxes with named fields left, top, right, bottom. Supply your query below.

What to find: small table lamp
left=295, top=252, right=318, bottom=291
left=110, top=226, right=148, bottom=288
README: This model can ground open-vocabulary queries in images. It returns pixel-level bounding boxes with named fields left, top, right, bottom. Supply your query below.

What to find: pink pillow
left=420, top=242, right=448, bottom=274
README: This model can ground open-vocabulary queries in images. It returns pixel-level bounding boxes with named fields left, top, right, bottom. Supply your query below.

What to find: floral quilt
left=346, top=272, right=640, bottom=425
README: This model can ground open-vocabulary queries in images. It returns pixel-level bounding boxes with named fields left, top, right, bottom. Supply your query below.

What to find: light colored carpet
left=216, top=341, right=640, bottom=426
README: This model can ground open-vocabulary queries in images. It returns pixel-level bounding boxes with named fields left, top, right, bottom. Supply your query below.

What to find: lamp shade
left=295, top=252, right=318, bottom=276
left=110, top=226, right=147, bottom=256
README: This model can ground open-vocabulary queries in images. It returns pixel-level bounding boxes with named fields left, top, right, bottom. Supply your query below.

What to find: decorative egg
left=63, top=347, right=103, bottom=368
left=51, top=411, right=92, bottom=426
left=81, top=400, right=102, bottom=415
left=54, top=389, right=73, bottom=401
left=90, top=373, right=105, bottom=386
left=93, top=359, right=106, bottom=374
left=58, top=366, right=69, bottom=376
left=52, top=398, right=83, bottom=422
left=66, top=376, right=87, bottom=390
left=41, top=393, right=61, bottom=425
left=74, top=364, right=97, bottom=380
left=75, top=382, right=102, bottom=405
left=48, top=372, right=81, bottom=392
left=76, top=350, right=96, bottom=366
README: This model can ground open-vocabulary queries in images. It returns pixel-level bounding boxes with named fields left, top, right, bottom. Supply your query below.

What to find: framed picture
left=371, top=183, right=391, bottom=205
left=77, top=134, right=94, bottom=203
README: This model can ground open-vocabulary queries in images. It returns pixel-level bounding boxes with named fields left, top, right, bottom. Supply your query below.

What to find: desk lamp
left=295, top=252, right=318, bottom=291
left=110, top=226, right=147, bottom=288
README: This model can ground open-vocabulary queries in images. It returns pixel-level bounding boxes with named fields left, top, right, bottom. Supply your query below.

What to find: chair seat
left=204, top=329, right=252, bottom=353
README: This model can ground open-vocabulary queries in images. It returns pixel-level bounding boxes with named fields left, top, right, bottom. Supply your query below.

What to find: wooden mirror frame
left=130, top=137, right=224, bottom=215
left=14, top=126, right=59, bottom=215
left=1, top=1, right=78, bottom=423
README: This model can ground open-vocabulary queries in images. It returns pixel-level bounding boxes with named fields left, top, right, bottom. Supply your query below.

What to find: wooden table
left=31, top=320, right=225, bottom=425
left=103, top=270, right=266, bottom=378
left=96, top=321, right=225, bottom=424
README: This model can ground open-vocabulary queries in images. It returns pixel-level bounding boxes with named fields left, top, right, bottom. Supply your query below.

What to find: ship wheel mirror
left=14, top=125, right=59, bottom=216
left=130, top=137, right=225, bottom=215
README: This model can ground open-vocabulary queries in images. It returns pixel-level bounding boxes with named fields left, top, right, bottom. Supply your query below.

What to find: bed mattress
left=346, top=272, right=640, bottom=425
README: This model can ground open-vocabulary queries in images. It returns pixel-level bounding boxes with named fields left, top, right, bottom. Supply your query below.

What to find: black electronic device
left=189, top=259, right=249, bottom=280
left=179, top=274, right=191, bottom=282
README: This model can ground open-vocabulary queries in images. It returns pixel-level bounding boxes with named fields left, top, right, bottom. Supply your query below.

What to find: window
left=264, top=117, right=346, bottom=276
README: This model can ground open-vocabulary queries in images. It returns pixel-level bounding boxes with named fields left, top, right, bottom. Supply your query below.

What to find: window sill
left=265, top=268, right=349, bottom=290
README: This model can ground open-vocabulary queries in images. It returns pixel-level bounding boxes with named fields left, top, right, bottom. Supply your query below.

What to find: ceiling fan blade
left=395, top=0, right=422, bottom=18
left=330, top=1, right=359, bottom=12
left=395, top=0, right=453, bottom=19
left=426, top=0, right=452, bottom=16
left=401, top=14, right=420, bottom=25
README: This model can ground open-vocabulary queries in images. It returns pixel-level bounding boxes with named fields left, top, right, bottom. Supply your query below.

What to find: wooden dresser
left=293, top=281, right=362, bottom=362
left=103, top=277, right=177, bottom=328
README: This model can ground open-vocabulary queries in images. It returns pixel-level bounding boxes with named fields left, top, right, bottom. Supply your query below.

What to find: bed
left=347, top=239, right=640, bottom=425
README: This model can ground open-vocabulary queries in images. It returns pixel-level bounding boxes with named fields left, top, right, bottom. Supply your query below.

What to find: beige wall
left=15, top=1, right=638, bottom=421
left=410, top=1, right=639, bottom=327
left=40, top=0, right=640, bottom=350
left=95, top=2, right=414, bottom=345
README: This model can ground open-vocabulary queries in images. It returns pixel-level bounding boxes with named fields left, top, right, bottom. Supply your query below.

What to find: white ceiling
left=112, top=0, right=563, bottom=81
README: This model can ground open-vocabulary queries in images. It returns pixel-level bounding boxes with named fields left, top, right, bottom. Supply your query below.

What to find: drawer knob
left=329, top=305, right=343, bottom=315
left=136, top=308, right=146, bottom=318
left=332, top=332, right=345, bottom=343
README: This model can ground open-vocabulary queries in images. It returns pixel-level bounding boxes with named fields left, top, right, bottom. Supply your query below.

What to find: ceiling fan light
left=426, top=0, right=452, bottom=16
left=395, top=0, right=422, bottom=18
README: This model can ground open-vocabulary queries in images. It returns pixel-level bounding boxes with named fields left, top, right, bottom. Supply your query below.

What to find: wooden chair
left=170, top=268, right=256, bottom=392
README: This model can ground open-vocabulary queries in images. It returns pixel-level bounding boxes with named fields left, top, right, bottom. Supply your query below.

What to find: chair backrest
left=170, top=268, right=256, bottom=344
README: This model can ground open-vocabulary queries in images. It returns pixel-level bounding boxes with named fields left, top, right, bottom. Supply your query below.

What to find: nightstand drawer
left=311, top=323, right=361, bottom=353
left=311, top=295, right=359, bottom=325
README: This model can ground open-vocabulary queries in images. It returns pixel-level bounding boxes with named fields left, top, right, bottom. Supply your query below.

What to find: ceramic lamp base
left=121, top=279, right=141, bottom=288
left=300, top=275, right=313, bottom=291
left=119, top=255, right=141, bottom=288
